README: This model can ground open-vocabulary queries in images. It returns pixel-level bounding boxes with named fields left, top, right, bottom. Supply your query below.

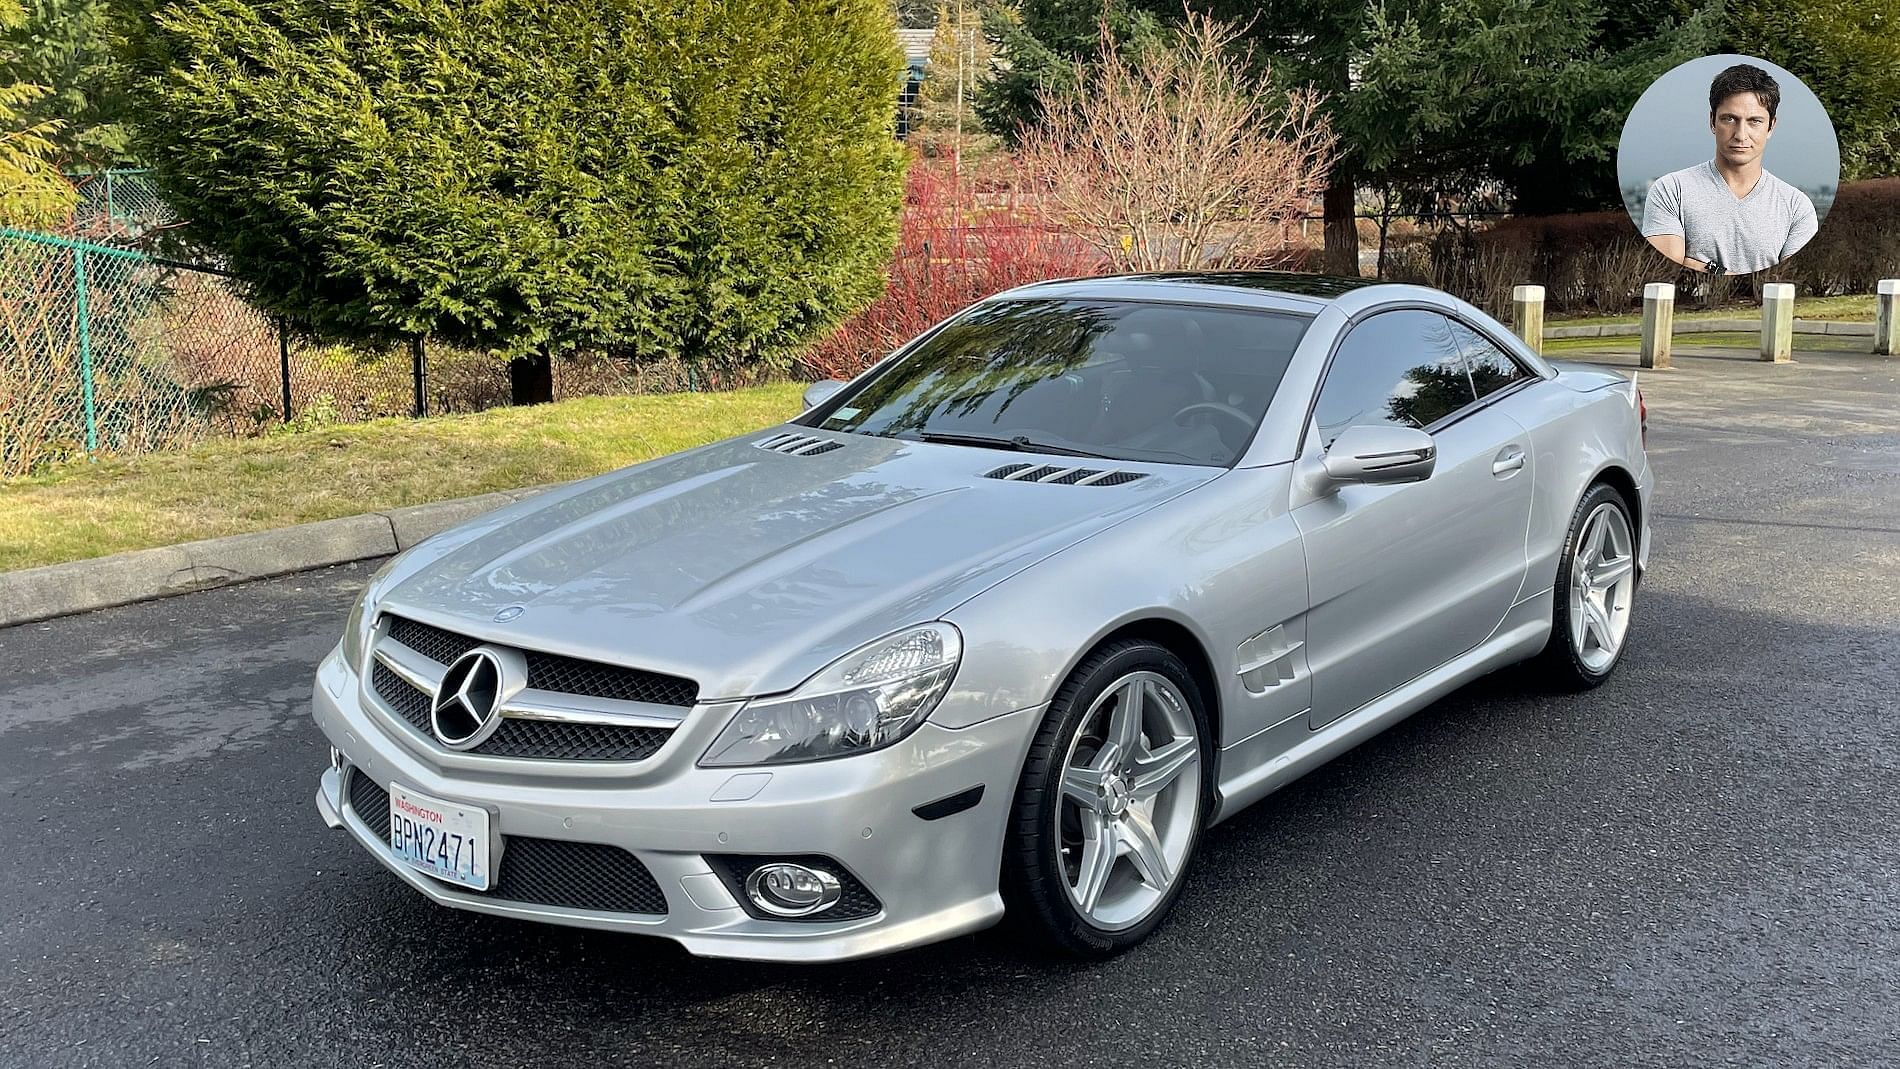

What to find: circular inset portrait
left=1617, top=54, right=1839, bottom=275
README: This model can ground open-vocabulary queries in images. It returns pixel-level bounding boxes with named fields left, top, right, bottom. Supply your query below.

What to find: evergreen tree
left=0, top=0, right=77, bottom=225
left=976, top=0, right=1168, bottom=140
left=115, top=0, right=908, bottom=401
left=1726, top=0, right=1900, bottom=181
left=915, top=2, right=1001, bottom=166
left=2, top=0, right=130, bottom=165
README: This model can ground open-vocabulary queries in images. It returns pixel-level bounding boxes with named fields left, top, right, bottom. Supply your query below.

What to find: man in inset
left=1640, top=63, right=1818, bottom=274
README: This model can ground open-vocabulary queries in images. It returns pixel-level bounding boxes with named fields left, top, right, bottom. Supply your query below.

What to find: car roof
left=992, top=271, right=1418, bottom=315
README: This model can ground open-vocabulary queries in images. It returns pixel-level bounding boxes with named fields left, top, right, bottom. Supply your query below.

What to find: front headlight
left=340, top=594, right=370, bottom=669
left=339, top=557, right=400, bottom=672
left=700, top=623, right=964, bottom=767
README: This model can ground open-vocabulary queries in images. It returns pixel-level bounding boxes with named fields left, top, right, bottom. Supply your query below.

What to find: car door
left=1293, top=309, right=1534, bottom=729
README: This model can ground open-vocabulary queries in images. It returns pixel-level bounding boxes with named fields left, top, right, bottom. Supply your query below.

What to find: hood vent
left=757, top=432, right=844, bottom=456
left=984, top=463, right=1150, bottom=486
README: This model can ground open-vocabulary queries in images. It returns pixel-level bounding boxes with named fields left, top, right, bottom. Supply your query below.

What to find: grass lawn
left=1542, top=331, right=1875, bottom=355
left=0, top=383, right=806, bottom=573
left=1548, top=293, right=1876, bottom=327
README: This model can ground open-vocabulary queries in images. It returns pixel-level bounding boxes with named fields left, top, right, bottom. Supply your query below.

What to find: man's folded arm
left=1781, top=192, right=1820, bottom=261
left=1639, top=177, right=1705, bottom=270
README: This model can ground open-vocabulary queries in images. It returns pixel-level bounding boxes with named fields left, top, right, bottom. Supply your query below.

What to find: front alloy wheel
left=1005, top=641, right=1210, bottom=956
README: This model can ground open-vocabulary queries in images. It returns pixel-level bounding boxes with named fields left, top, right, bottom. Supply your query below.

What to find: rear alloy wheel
left=1005, top=641, right=1209, bottom=956
left=1540, top=482, right=1638, bottom=688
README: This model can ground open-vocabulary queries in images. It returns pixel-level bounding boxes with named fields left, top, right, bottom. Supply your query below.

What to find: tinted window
left=1313, top=310, right=1474, bottom=448
left=810, top=299, right=1312, bottom=467
left=1448, top=320, right=1532, bottom=400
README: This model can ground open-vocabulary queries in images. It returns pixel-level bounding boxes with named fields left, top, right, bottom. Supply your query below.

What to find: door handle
left=1492, top=448, right=1526, bottom=476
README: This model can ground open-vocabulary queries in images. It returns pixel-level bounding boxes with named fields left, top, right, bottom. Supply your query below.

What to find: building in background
left=897, top=29, right=932, bottom=138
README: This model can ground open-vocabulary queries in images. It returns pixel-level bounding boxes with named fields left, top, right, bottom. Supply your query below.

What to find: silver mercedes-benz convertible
left=312, top=272, right=1651, bottom=961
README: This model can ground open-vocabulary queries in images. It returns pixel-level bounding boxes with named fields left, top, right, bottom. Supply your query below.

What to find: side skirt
left=1209, top=588, right=1554, bottom=825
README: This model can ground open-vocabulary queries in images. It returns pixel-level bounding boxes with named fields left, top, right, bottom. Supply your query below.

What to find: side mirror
left=1321, top=424, right=1437, bottom=486
left=802, top=379, right=846, bottom=410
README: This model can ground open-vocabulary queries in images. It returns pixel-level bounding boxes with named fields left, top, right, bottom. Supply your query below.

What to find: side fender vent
left=983, top=463, right=1150, bottom=486
left=757, top=432, right=844, bottom=456
left=1236, top=624, right=1303, bottom=695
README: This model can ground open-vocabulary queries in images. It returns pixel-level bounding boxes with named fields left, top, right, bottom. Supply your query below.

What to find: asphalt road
left=3, top=344, right=1897, bottom=1068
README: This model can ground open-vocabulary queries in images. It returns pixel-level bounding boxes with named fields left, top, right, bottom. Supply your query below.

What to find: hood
left=381, top=429, right=1215, bottom=699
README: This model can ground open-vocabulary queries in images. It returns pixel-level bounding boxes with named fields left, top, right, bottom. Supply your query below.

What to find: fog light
left=744, top=863, right=843, bottom=917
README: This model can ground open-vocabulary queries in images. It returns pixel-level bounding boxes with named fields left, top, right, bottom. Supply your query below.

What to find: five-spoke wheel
left=1056, top=671, right=1201, bottom=930
left=1005, top=641, right=1210, bottom=956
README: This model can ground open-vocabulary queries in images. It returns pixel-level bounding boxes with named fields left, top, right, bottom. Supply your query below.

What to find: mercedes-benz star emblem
left=493, top=605, right=524, bottom=623
left=432, top=649, right=504, bottom=748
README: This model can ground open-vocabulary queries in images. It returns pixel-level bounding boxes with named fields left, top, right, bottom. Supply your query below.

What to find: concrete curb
left=0, top=485, right=555, bottom=629
left=1545, top=317, right=1874, bottom=340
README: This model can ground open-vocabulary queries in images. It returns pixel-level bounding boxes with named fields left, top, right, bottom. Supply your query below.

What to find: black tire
left=1536, top=481, right=1636, bottom=691
left=1001, top=639, right=1212, bottom=958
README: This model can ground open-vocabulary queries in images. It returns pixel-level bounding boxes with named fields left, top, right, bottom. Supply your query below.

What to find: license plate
left=387, top=783, right=492, bottom=891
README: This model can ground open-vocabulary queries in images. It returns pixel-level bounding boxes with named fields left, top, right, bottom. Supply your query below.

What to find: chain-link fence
left=67, top=169, right=177, bottom=241
left=0, top=228, right=429, bottom=477
left=0, top=225, right=759, bottom=478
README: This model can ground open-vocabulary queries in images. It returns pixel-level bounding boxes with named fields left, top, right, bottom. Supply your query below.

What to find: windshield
left=807, top=298, right=1312, bottom=466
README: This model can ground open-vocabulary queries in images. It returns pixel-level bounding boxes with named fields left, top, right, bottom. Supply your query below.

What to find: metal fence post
left=73, top=248, right=99, bottom=455
left=411, top=336, right=428, bottom=417
left=278, top=318, right=293, bottom=423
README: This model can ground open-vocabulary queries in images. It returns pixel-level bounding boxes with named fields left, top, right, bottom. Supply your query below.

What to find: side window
left=1448, top=320, right=1532, bottom=400
left=1312, top=310, right=1475, bottom=448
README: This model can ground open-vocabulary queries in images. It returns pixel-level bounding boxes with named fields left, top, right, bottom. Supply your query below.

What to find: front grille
left=371, top=661, right=434, bottom=735
left=522, top=650, right=698, bottom=707
left=707, top=854, right=882, bottom=923
left=386, top=615, right=479, bottom=667
left=482, top=717, right=670, bottom=761
left=343, top=772, right=668, bottom=915
left=369, top=663, right=671, bottom=761
left=384, top=615, right=698, bottom=708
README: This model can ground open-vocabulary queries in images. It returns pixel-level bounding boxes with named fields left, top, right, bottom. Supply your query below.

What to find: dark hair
left=1709, top=63, right=1780, bottom=122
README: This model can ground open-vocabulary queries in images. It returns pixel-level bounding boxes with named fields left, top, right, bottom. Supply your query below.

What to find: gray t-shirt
left=1639, top=161, right=1819, bottom=273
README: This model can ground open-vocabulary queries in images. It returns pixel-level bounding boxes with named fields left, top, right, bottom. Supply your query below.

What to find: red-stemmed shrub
left=798, top=160, right=1106, bottom=381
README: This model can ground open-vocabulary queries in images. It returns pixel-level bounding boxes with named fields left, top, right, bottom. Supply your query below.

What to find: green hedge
left=117, top=0, right=908, bottom=373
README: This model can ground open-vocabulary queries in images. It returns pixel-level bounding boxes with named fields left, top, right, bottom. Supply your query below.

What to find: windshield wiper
left=911, top=431, right=1118, bottom=460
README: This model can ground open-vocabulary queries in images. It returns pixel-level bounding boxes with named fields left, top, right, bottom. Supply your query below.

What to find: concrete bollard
left=1760, top=282, right=1794, bottom=362
left=1877, top=279, right=1899, bottom=356
left=1640, top=282, right=1673, bottom=369
left=1512, top=284, right=1545, bottom=354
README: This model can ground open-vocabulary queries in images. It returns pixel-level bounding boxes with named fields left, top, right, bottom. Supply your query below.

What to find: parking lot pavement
left=3, top=349, right=1897, bottom=1069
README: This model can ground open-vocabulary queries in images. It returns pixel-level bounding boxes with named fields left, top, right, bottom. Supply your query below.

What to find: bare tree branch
left=1015, top=10, right=1339, bottom=272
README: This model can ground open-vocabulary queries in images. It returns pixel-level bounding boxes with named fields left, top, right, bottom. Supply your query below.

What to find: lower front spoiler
left=314, top=762, right=1013, bottom=964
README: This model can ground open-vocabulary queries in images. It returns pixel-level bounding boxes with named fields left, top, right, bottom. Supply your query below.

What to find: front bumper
left=311, top=648, right=1040, bottom=962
